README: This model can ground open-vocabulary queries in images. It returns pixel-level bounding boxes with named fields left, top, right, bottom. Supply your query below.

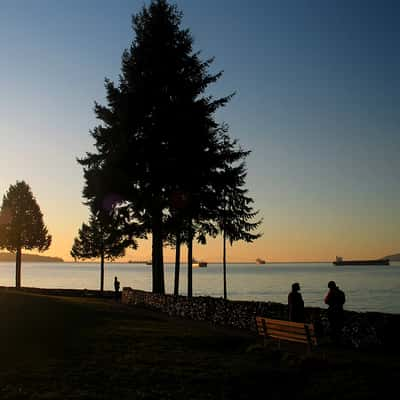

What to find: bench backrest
left=256, top=316, right=317, bottom=348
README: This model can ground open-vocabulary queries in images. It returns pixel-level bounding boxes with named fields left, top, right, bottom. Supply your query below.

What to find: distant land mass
left=0, top=252, right=64, bottom=263
left=384, top=253, right=400, bottom=261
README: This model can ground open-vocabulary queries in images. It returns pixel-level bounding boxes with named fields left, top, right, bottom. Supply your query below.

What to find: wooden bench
left=256, top=316, right=317, bottom=352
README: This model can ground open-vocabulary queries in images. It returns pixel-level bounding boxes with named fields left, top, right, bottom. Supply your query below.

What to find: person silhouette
left=288, top=282, right=305, bottom=322
left=324, top=280, right=346, bottom=342
left=114, top=276, right=121, bottom=300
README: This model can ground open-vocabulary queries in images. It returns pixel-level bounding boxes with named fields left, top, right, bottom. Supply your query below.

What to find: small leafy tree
left=0, top=181, right=51, bottom=288
left=71, top=212, right=137, bottom=292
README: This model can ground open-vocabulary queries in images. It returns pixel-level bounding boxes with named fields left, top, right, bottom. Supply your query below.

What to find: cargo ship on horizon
left=192, top=259, right=207, bottom=268
left=333, top=256, right=390, bottom=266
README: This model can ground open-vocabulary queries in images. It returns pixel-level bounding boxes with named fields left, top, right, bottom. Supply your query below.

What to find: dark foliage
left=71, top=212, right=138, bottom=291
left=79, top=0, right=260, bottom=294
left=0, top=181, right=51, bottom=287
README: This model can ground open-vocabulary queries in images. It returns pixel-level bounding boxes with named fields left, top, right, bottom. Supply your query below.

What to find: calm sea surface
left=0, top=262, right=399, bottom=314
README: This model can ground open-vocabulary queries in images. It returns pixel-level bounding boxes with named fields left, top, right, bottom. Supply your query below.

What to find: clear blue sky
left=0, top=0, right=399, bottom=261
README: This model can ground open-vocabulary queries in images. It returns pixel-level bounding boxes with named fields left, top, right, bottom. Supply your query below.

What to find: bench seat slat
left=266, top=324, right=310, bottom=335
left=256, top=320, right=314, bottom=335
left=265, top=318, right=307, bottom=328
left=266, top=318, right=314, bottom=332
left=266, top=329, right=311, bottom=342
left=257, top=323, right=307, bottom=335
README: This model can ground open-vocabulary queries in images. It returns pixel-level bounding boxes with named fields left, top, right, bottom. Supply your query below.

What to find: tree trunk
left=100, top=250, right=105, bottom=293
left=15, top=247, right=22, bottom=288
left=152, top=207, right=165, bottom=294
left=173, top=229, right=181, bottom=296
left=223, top=229, right=227, bottom=300
left=187, top=220, right=193, bottom=297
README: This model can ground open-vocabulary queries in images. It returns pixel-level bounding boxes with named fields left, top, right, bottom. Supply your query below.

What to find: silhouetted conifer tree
left=0, top=181, right=51, bottom=288
left=71, top=212, right=137, bottom=292
left=79, top=0, right=232, bottom=294
left=174, top=130, right=262, bottom=298
left=217, top=161, right=262, bottom=300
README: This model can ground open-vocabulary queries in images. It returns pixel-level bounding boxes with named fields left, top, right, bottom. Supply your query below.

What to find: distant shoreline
left=0, top=253, right=64, bottom=263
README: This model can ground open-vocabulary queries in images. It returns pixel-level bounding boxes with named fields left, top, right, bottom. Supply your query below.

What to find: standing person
left=288, top=282, right=305, bottom=322
left=114, top=276, right=121, bottom=301
left=324, top=280, right=346, bottom=342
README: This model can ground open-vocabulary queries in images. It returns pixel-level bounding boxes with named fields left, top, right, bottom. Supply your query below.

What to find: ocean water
left=0, top=262, right=399, bottom=314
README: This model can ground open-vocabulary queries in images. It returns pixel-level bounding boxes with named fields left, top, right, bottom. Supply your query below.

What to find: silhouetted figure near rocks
left=288, top=282, right=305, bottom=322
left=324, top=280, right=346, bottom=342
left=114, top=276, right=120, bottom=301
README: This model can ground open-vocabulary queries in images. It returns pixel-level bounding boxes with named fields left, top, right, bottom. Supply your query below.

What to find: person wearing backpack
left=324, top=280, right=346, bottom=342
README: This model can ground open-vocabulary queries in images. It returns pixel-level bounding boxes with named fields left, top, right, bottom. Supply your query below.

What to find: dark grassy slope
left=0, top=289, right=398, bottom=399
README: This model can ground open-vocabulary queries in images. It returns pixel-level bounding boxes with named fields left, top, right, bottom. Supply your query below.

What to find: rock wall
left=122, top=287, right=400, bottom=349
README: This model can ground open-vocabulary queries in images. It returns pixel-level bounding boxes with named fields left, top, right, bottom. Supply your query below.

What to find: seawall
left=122, top=287, right=400, bottom=349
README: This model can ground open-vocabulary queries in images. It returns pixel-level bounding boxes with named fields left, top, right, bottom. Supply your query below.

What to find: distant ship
left=128, top=260, right=150, bottom=264
left=192, top=259, right=207, bottom=268
left=333, top=256, right=390, bottom=266
left=256, top=258, right=266, bottom=264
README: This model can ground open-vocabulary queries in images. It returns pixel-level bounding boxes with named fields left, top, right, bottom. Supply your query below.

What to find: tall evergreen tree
left=182, top=129, right=257, bottom=297
left=79, top=0, right=232, bottom=294
left=218, top=163, right=262, bottom=300
left=0, top=181, right=51, bottom=288
left=71, top=212, right=137, bottom=292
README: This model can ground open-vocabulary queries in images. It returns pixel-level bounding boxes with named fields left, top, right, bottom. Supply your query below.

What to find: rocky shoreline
left=122, top=287, right=400, bottom=349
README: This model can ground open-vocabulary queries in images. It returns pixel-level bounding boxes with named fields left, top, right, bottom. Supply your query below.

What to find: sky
left=0, top=0, right=399, bottom=262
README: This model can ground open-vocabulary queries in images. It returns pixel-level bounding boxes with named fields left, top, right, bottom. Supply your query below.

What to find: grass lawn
left=0, top=289, right=398, bottom=399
